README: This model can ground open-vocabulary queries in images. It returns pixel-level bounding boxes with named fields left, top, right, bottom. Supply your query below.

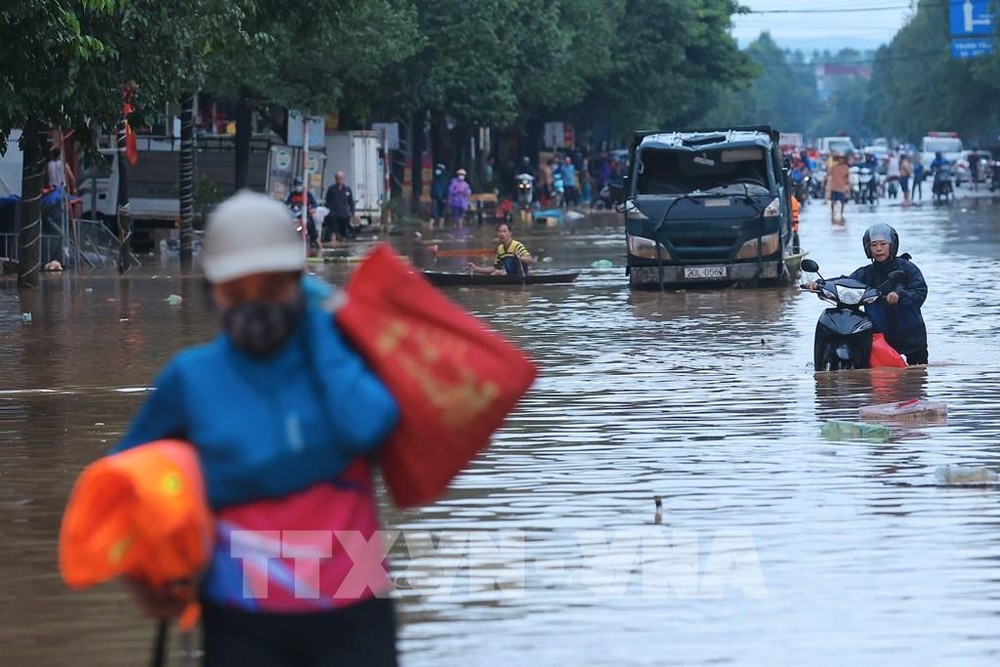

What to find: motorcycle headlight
left=851, top=319, right=874, bottom=334
left=763, top=197, right=781, bottom=217
left=835, top=285, right=865, bottom=305
left=627, top=234, right=670, bottom=259
left=735, top=232, right=780, bottom=259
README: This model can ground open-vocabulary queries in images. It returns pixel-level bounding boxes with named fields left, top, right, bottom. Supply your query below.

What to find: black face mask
left=220, top=293, right=306, bottom=357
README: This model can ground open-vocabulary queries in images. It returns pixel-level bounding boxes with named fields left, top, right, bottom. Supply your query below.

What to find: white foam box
left=859, top=399, right=947, bottom=423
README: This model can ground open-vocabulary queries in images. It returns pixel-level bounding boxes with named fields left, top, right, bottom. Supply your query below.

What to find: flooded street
left=4, top=194, right=1000, bottom=665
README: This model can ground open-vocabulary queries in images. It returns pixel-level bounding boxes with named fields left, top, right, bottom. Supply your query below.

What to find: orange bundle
left=59, top=439, right=213, bottom=628
left=337, top=244, right=537, bottom=507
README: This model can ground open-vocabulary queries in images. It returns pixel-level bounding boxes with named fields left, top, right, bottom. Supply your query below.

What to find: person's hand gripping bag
left=336, top=244, right=537, bottom=507
left=59, top=439, right=213, bottom=629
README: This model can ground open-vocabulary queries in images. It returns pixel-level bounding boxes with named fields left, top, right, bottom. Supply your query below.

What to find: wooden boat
left=422, top=269, right=580, bottom=287
left=428, top=247, right=494, bottom=257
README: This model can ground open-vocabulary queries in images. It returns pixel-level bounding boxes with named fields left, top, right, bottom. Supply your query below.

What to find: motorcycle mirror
left=800, top=259, right=820, bottom=273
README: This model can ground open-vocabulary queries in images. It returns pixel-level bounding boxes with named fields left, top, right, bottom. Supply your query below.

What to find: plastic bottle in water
left=935, top=464, right=1000, bottom=485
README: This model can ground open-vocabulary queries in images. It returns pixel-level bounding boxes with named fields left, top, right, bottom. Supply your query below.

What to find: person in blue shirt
left=561, top=155, right=578, bottom=207
left=930, top=151, right=949, bottom=172
left=117, top=191, right=401, bottom=666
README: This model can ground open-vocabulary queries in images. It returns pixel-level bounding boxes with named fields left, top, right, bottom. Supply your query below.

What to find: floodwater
left=3, top=193, right=1000, bottom=666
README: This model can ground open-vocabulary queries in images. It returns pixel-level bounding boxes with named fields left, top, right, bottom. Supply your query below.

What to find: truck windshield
left=827, top=140, right=854, bottom=155
left=635, top=147, right=770, bottom=195
left=922, top=137, right=963, bottom=153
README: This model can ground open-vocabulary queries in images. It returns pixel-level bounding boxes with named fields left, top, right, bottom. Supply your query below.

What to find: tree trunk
left=410, top=111, right=423, bottom=213
left=16, top=125, right=44, bottom=289
left=234, top=88, right=252, bottom=191
left=116, top=125, right=132, bottom=275
left=178, top=92, right=195, bottom=267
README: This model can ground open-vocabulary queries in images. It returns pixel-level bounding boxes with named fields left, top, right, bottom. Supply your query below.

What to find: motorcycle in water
left=859, top=166, right=879, bottom=204
left=287, top=200, right=318, bottom=249
left=590, top=182, right=613, bottom=210
left=809, top=170, right=826, bottom=199
left=849, top=166, right=862, bottom=203
left=515, top=173, right=535, bottom=209
left=800, top=258, right=908, bottom=370
left=932, top=166, right=954, bottom=202
left=549, top=170, right=565, bottom=208
left=792, top=175, right=810, bottom=205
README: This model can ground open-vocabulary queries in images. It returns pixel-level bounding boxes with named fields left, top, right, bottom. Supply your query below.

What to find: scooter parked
left=800, top=258, right=908, bottom=370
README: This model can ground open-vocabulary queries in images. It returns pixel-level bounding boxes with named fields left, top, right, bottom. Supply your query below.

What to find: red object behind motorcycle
left=870, top=332, right=907, bottom=368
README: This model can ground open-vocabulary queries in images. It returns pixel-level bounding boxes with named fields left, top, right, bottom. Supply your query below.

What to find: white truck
left=920, top=131, right=964, bottom=181
left=817, top=136, right=857, bottom=157
left=323, top=131, right=385, bottom=226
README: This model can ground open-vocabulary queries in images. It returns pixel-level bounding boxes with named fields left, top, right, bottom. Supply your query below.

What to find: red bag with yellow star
left=336, top=244, right=537, bottom=507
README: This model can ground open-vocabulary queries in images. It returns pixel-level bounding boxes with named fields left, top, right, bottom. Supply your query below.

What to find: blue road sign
left=950, top=0, right=993, bottom=37
left=951, top=37, right=993, bottom=59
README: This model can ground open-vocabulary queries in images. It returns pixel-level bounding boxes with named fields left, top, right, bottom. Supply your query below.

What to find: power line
left=743, top=4, right=912, bottom=14
left=740, top=0, right=957, bottom=14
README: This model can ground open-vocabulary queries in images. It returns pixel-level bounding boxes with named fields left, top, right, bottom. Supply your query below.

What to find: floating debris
left=935, top=465, right=1000, bottom=485
left=165, top=294, right=183, bottom=306
left=21, top=312, right=32, bottom=322
left=860, top=399, right=947, bottom=423
left=820, top=420, right=891, bottom=443
left=591, top=259, right=613, bottom=269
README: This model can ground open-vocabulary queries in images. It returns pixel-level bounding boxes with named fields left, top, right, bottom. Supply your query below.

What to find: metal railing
left=0, top=217, right=132, bottom=270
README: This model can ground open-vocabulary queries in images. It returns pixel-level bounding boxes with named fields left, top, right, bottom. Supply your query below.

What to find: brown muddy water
left=3, top=196, right=1000, bottom=666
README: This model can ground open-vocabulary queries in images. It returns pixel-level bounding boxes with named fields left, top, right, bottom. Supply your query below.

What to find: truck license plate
left=684, top=266, right=727, bottom=279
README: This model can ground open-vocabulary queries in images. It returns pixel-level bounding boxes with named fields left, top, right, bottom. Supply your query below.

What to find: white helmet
left=202, top=190, right=305, bottom=283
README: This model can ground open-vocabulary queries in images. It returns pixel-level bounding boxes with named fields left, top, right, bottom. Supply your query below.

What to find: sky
left=732, top=0, right=918, bottom=52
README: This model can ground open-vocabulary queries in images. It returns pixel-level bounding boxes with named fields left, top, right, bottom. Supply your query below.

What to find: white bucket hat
left=202, top=190, right=305, bottom=283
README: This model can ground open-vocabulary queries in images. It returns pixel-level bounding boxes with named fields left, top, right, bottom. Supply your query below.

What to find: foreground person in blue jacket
left=849, top=223, right=929, bottom=365
left=115, top=191, right=401, bottom=666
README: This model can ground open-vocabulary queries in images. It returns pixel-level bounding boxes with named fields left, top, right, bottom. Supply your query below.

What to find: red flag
left=122, top=86, right=138, bottom=166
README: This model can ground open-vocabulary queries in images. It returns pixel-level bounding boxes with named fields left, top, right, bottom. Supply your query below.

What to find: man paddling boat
left=467, top=223, right=534, bottom=276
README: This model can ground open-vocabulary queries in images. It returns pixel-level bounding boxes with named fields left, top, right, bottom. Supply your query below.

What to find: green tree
left=573, top=0, right=755, bottom=140
left=1, top=0, right=120, bottom=287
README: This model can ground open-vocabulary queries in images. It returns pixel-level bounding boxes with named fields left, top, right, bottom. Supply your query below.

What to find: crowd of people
left=787, top=146, right=965, bottom=222
left=425, top=150, right=630, bottom=228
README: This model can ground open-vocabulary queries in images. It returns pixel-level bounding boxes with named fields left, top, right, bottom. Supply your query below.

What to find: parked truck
left=75, top=134, right=283, bottom=252
left=323, top=131, right=385, bottom=227
left=615, top=126, right=797, bottom=290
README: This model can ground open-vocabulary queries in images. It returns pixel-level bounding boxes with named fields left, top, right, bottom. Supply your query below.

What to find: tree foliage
left=861, top=0, right=1000, bottom=144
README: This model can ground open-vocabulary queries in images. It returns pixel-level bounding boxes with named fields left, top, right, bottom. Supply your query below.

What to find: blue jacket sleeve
left=112, top=361, right=188, bottom=454
left=308, top=318, right=399, bottom=455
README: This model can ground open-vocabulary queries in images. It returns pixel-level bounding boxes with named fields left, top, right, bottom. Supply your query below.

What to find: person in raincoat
left=115, top=190, right=401, bottom=666
left=848, top=223, right=928, bottom=365
left=805, top=222, right=928, bottom=365
left=429, top=163, right=449, bottom=229
left=448, top=168, right=472, bottom=227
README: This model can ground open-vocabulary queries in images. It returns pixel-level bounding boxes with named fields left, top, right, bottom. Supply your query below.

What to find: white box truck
left=323, top=131, right=384, bottom=226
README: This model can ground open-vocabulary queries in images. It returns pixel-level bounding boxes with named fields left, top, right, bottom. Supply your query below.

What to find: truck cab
left=621, top=126, right=796, bottom=289
left=920, top=131, right=963, bottom=179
